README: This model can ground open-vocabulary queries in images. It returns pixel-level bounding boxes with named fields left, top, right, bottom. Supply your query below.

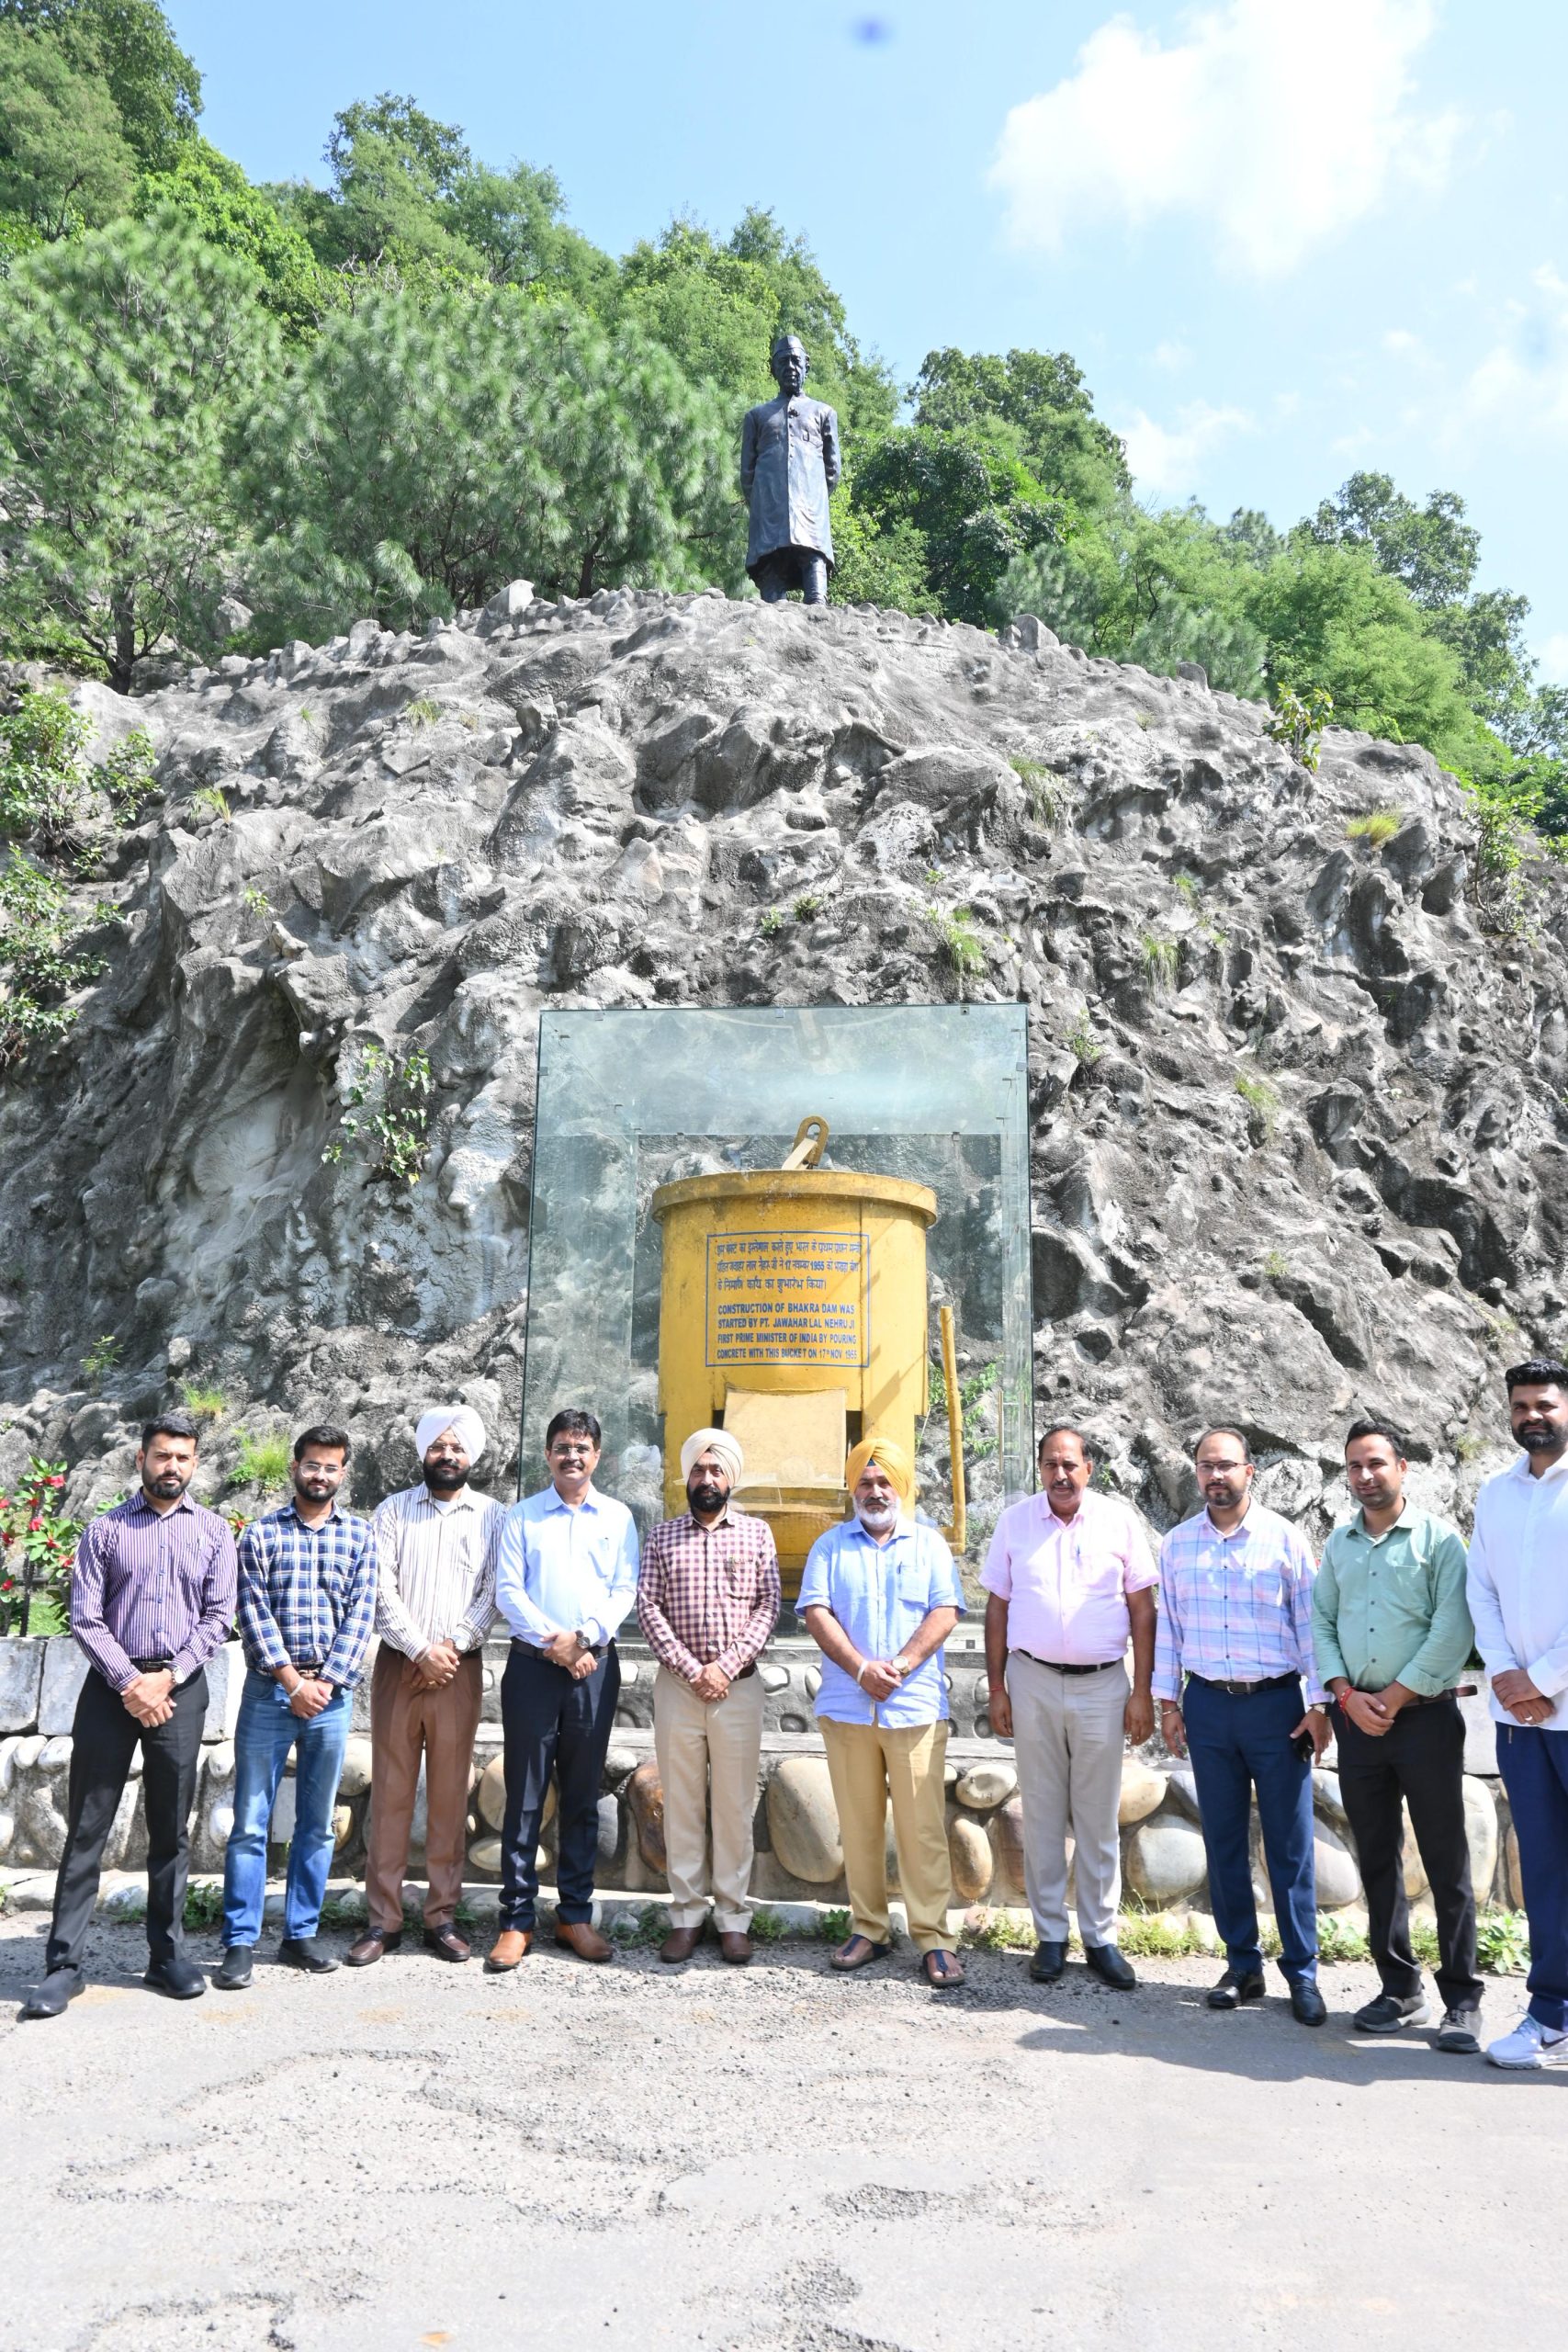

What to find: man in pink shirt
left=985, top=1424, right=1157, bottom=1988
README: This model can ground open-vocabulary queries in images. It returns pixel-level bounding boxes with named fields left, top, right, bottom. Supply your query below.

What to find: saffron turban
left=680, top=1427, right=745, bottom=1488
left=845, top=1433, right=914, bottom=1503
left=415, top=1405, right=487, bottom=1464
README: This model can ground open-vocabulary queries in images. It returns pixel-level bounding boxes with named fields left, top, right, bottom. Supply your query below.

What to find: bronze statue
left=740, top=334, right=841, bottom=605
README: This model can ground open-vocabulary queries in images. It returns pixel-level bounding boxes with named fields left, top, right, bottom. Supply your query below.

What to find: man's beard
left=855, top=1499, right=898, bottom=1535
left=425, top=1459, right=466, bottom=1492
left=689, top=1482, right=725, bottom=1515
left=1518, top=1422, right=1562, bottom=1452
left=146, top=1471, right=189, bottom=1499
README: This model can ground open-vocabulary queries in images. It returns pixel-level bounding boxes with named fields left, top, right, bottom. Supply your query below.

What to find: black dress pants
left=46, top=1666, right=209, bottom=1974
left=498, top=1642, right=620, bottom=1930
left=1334, top=1693, right=1482, bottom=2012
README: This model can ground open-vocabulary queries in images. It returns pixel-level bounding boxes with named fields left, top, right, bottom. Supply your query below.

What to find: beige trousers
left=365, top=1646, right=482, bottom=1933
left=653, top=1666, right=765, bottom=1930
left=818, top=1714, right=953, bottom=1952
left=1008, top=1650, right=1129, bottom=1946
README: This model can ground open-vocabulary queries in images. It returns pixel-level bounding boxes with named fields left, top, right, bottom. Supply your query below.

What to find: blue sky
left=168, top=0, right=1568, bottom=673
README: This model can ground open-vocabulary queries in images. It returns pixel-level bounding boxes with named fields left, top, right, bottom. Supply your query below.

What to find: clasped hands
left=542, top=1630, right=598, bottom=1682
left=121, top=1669, right=174, bottom=1727
left=286, top=1674, right=333, bottom=1719
left=857, top=1656, right=907, bottom=1702
left=1492, top=1666, right=1554, bottom=1726
left=415, top=1638, right=463, bottom=1690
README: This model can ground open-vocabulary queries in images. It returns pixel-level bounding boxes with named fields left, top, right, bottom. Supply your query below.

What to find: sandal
left=922, top=1949, right=965, bottom=1989
left=830, top=1934, right=891, bottom=1972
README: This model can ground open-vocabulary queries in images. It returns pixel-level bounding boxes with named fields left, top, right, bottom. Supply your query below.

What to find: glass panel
left=519, top=1005, right=1032, bottom=1566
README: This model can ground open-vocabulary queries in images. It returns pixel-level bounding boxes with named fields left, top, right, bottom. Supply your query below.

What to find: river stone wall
left=0, top=1633, right=1524, bottom=1921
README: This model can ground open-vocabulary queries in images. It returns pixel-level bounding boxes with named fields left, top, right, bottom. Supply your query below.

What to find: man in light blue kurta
left=799, top=1437, right=965, bottom=1986
left=488, top=1408, right=638, bottom=1968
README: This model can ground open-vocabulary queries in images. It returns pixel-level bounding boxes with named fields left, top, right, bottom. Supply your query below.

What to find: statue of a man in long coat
left=739, top=334, right=841, bottom=605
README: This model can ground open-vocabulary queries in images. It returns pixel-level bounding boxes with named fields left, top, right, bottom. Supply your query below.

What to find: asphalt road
left=2, top=1915, right=1563, bottom=2352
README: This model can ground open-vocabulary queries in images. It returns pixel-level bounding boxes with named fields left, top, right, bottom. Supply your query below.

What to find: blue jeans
left=1184, top=1675, right=1318, bottom=1982
left=222, top=1670, right=352, bottom=1947
left=1497, top=1724, right=1568, bottom=2030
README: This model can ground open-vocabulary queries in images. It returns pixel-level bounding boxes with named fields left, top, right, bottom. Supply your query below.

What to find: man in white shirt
left=985, top=1425, right=1156, bottom=1989
left=486, top=1408, right=639, bottom=1970
left=1467, top=1358, right=1568, bottom=2069
left=346, top=1407, right=503, bottom=1969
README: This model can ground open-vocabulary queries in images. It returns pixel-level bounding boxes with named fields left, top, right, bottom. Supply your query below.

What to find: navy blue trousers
left=1497, top=1724, right=1568, bottom=2030
left=1184, top=1676, right=1318, bottom=1982
left=498, top=1642, right=620, bottom=1930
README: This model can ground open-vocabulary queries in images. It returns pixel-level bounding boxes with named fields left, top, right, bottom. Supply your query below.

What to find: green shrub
left=748, top=1905, right=789, bottom=1944
left=183, top=1881, right=225, bottom=1930
left=81, top=1332, right=122, bottom=1385
left=1235, top=1071, right=1280, bottom=1139
left=231, top=1430, right=292, bottom=1491
left=1067, top=1012, right=1101, bottom=1067
left=1476, top=1907, right=1530, bottom=1975
left=1267, top=683, right=1334, bottom=773
left=1139, top=932, right=1179, bottom=996
left=0, top=1453, right=80, bottom=1634
left=1315, top=1912, right=1371, bottom=1964
left=759, top=907, right=784, bottom=937
left=403, top=695, right=442, bottom=728
left=1008, top=752, right=1061, bottom=827
left=818, top=1906, right=851, bottom=1943
left=1346, top=808, right=1401, bottom=846
left=321, top=1041, right=434, bottom=1187
left=0, top=851, right=115, bottom=1075
left=177, top=1381, right=228, bottom=1423
left=925, top=903, right=987, bottom=984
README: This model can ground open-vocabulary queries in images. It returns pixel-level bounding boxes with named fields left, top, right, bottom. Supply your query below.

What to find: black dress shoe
left=19, top=1967, right=84, bottom=2021
left=214, top=1944, right=254, bottom=1991
left=1084, top=1942, right=1137, bottom=1991
left=144, top=1954, right=206, bottom=2000
left=1208, top=1967, right=1266, bottom=2009
left=1289, top=1979, right=1328, bottom=2027
left=1029, top=1939, right=1068, bottom=1984
left=278, top=1936, right=338, bottom=1974
left=423, top=1924, right=471, bottom=1962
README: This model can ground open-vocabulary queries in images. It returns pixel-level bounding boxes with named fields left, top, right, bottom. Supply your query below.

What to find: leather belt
left=1016, top=1650, right=1121, bottom=1676
left=130, top=1657, right=174, bottom=1671
left=1189, top=1671, right=1295, bottom=1696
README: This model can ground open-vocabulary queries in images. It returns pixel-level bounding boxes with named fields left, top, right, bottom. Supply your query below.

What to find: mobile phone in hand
left=1291, top=1727, right=1315, bottom=1762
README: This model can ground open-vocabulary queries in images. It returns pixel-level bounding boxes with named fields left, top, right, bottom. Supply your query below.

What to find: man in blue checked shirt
left=1156, top=1426, right=1331, bottom=2027
left=215, top=1425, right=377, bottom=1991
left=800, top=1435, right=966, bottom=1989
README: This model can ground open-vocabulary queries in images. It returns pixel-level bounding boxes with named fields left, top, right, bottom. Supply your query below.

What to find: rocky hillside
left=4, top=585, right=1564, bottom=1533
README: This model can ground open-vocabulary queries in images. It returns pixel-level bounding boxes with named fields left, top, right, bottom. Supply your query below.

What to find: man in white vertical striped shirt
left=345, top=1407, right=502, bottom=1968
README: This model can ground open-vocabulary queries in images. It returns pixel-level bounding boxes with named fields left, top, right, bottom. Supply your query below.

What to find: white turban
left=680, top=1427, right=744, bottom=1488
left=415, top=1406, right=486, bottom=1465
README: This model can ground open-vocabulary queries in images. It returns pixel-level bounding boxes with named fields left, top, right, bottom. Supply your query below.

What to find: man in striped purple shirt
left=20, top=1413, right=237, bottom=2022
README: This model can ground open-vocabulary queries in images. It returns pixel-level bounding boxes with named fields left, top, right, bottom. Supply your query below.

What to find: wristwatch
left=574, top=1627, right=604, bottom=1658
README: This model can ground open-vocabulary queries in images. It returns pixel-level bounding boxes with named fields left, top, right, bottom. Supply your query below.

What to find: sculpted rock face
left=2, top=587, right=1562, bottom=1544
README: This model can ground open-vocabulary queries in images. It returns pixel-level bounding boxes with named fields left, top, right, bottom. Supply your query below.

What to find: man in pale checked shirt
left=345, top=1406, right=502, bottom=1970
left=486, top=1407, right=639, bottom=1971
left=21, top=1412, right=236, bottom=2022
left=1156, top=1426, right=1331, bottom=2026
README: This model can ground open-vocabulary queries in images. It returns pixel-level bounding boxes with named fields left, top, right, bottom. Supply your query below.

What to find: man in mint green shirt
left=1313, top=1417, right=1482, bottom=2051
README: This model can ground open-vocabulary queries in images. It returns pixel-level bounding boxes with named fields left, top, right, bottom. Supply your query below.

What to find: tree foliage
left=0, top=218, right=275, bottom=685
left=135, top=136, right=324, bottom=337
left=0, top=21, right=136, bottom=235
left=0, top=0, right=200, bottom=168
left=240, top=288, right=742, bottom=639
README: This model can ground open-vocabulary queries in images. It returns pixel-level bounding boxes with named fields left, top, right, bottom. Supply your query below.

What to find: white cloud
left=1151, top=338, right=1192, bottom=370
left=1449, top=264, right=1568, bottom=442
left=1120, top=400, right=1254, bottom=496
left=989, top=0, right=1461, bottom=277
left=1538, top=634, right=1568, bottom=685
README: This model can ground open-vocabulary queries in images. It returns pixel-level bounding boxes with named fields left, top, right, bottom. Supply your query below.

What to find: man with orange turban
left=798, top=1435, right=966, bottom=1987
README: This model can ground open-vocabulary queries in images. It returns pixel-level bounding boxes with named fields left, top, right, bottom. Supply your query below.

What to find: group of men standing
left=17, top=1362, right=1568, bottom=2073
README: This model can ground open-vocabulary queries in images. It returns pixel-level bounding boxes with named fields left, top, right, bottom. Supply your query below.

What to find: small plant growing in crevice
left=1139, top=932, right=1179, bottom=997
left=1346, top=808, right=1401, bottom=847
left=1262, top=1247, right=1290, bottom=1281
left=177, top=1381, right=228, bottom=1423
left=759, top=907, right=784, bottom=937
left=792, top=892, right=822, bottom=922
left=81, top=1333, right=121, bottom=1386
left=322, top=1041, right=434, bottom=1187
left=1236, top=1070, right=1280, bottom=1140
left=242, top=887, right=272, bottom=920
left=190, top=785, right=231, bottom=823
left=403, top=695, right=442, bottom=729
left=0, top=853, right=115, bottom=1075
left=1267, top=683, right=1333, bottom=772
left=926, top=1352, right=1000, bottom=1464
left=925, top=903, right=987, bottom=988
left=1067, top=1011, right=1101, bottom=1067
left=231, top=1430, right=292, bottom=1492
left=1008, top=752, right=1061, bottom=827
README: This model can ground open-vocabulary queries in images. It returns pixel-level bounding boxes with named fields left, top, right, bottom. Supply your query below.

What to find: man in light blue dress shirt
left=486, top=1408, right=639, bottom=1970
left=800, top=1436, right=966, bottom=1988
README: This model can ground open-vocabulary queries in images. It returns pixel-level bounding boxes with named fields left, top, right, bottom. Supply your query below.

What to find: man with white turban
left=344, top=1408, right=502, bottom=1969
left=636, top=1427, right=781, bottom=1964
left=486, top=1408, right=640, bottom=1969
left=799, top=1435, right=967, bottom=1987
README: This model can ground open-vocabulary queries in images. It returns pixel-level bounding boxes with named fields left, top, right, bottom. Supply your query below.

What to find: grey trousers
left=1008, top=1651, right=1129, bottom=1946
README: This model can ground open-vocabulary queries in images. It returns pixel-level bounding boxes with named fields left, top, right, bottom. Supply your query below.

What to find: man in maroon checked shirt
left=20, top=1413, right=237, bottom=2021
left=637, top=1427, right=780, bottom=1966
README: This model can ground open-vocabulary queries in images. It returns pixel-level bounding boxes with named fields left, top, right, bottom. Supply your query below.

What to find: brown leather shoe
left=423, top=1924, right=471, bottom=1962
left=660, top=1925, right=702, bottom=1964
left=718, top=1931, right=753, bottom=1966
left=484, top=1928, right=532, bottom=1973
left=554, top=1918, right=614, bottom=1962
left=344, top=1929, right=401, bottom=1969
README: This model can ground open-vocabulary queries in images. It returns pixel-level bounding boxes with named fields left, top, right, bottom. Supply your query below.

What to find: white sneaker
left=1484, top=2013, right=1568, bottom=2070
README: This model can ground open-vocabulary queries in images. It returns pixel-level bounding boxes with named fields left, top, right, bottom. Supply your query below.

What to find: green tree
left=910, top=346, right=1129, bottom=511
left=850, top=424, right=1075, bottom=628
left=1305, top=470, right=1480, bottom=609
left=0, top=0, right=200, bottom=169
left=0, top=218, right=276, bottom=686
left=238, top=288, right=742, bottom=638
left=135, top=136, right=325, bottom=337
left=0, top=21, right=137, bottom=236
